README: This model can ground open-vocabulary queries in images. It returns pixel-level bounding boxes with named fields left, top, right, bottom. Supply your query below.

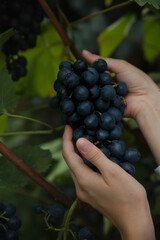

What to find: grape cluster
left=68, top=225, right=95, bottom=240
left=52, top=59, right=141, bottom=176
left=0, top=203, right=21, bottom=240
left=0, top=0, right=44, bottom=81
left=34, top=203, right=95, bottom=240
left=34, top=203, right=65, bottom=227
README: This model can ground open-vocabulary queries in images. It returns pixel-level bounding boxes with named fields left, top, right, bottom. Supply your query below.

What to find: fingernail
left=64, top=125, right=68, bottom=131
left=77, top=138, right=91, bottom=153
left=83, top=49, right=93, bottom=56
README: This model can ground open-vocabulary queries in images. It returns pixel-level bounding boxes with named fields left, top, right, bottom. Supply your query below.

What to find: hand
left=82, top=50, right=160, bottom=120
left=82, top=50, right=160, bottom=166
left=63, top=125, right=155, bottom=240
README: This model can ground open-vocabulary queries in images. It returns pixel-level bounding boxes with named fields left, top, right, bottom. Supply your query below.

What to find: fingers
left=76, top=138, right=120, bottom=179
left=62, top=125, right=101, bottom=182
left=62, top=125, right=83, bottom=172
left=82, top=49, right=131, bottom=74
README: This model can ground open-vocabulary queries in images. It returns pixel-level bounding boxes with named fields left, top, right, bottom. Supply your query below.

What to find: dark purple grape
left=92, top=59, right=107, bottom=73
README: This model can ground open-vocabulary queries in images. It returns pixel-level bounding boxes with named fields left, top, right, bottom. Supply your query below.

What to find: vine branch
left=0, top=141, right=94, bottom=212
left=38, top=0, right=82, bottom=60
left=0, top=141, right=73, bottom=207
left=71, top=0, right=133, bottom=25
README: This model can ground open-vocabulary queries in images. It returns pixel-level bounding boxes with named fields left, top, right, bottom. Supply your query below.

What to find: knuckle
left=88, top=149, right=102, bottom=165
left=108, top=166, right=117, bottom=178
left=78, top=179, right=88, bottom=191
left=118, top=59, right=129, bottom=70
left=119, top=59, right=127, bottom=66
left=76, top=189, right=87, bottom=202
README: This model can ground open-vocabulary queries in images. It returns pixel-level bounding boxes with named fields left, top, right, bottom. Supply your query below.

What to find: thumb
left=82, top=49, right=129, bottom=74
left=76, top=138, right=117, bottom=176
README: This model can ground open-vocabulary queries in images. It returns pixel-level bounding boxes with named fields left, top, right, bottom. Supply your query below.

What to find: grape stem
left=44, top=212, right=65, bottom=231
left=0, top=130, right=53, bottom=136
left=63, top=198, right=79, bottom=240
left=0, top=211, right=9, bottom=221
left=37, top=0, right=82, bottom=60
left=71, top=0, right=133, bottom=25
left=3, top=111, right=54, bottom=129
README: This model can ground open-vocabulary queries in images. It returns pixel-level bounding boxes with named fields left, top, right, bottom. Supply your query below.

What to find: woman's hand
left=82, top=50, right=160, bottom=120
left=82, top=50, right=160, bottom=165
left=63, top=125, right=155, bottom=240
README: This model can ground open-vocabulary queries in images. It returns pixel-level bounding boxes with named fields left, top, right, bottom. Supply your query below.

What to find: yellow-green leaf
left=15, top=22, right=65, bottom=98
left=0, top=115, right=7, bottom=134
left=143, top=16, right=160, bottom=62
left=97, top=14, right=135, bottom=57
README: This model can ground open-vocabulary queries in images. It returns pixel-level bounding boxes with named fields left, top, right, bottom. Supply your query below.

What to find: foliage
left=134, top=0, right=160, bottom=9
left=0, top=68, right=19, bottom=112
left=0, top=0, right=160, bottom=239
left=15, top=22, right=65, bottom=97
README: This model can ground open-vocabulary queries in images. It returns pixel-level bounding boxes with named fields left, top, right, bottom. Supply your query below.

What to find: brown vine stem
left=0, top=141, right=94, bottom=212
left=38, top=0, right=82, bottom=60
left=71, top=0, right=133, bottom=25
left=0, top=141, right=72, bottom=206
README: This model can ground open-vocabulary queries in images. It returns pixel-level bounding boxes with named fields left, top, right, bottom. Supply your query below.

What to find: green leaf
left=97, top=14, right=135, bottom=57
left=123, top=118, right=138, bottom=130
left=15, top=22, right=65, bottom=98
left=0, top=115, right=7, bottom=134
left=0, top=68, right=19, bottom=112
left=134, top=0, right=160, bottom=9
left=143, top=16, right=160, bottom=62
left=41, top=138, right=69, bottom=182
left=0, top=29, right=16, bottom=69
left=0, top=145, right=53, bottom=188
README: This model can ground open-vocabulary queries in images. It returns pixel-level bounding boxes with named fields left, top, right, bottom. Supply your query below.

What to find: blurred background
left=0, top=0, right=160, bottom=239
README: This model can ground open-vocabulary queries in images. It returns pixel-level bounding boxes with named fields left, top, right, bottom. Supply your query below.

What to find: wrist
left=135, top=93, right=160, bottom=165
left=135, top=92, right=160, bottom=124
left=120, top=209, right=155, bottom=240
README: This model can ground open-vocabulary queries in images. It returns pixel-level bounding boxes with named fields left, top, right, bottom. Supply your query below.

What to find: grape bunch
left=0, top=203, right=21, bottom=240
left=34, top=203, right=65, bottom=227
left=34, top=203, right=95, bottom=240
left=0, top=0, right=44, bottom=81
left=51, top=59, right=141, bottom=176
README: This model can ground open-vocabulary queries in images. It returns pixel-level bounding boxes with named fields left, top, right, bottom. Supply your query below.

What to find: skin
left=82, top=50, right=160, bottom=165
left=62, top=50, right=158, bottom=239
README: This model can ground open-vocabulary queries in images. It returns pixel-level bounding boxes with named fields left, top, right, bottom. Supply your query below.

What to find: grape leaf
left=134, top=0, right=160, bottom=9
left=15, top=22, right=65, bottom=98
left=97, top=14, right=135, bottom=57
left=0, top=115, right=7, bottom=134
left=143, top=16, right=160, bottom=62
left=0, top=68, right=19, bottom=112
left=0, top=145, right=53, bottom=188
left=41, top=138, right=69, bottom=181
